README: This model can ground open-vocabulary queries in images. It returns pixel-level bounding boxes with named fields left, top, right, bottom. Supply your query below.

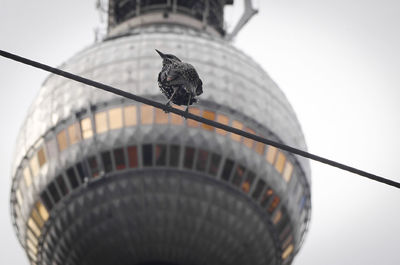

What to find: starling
left=156, top=49, right=203, bottom=113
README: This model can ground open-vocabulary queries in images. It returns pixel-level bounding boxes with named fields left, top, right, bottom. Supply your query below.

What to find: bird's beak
left=155, top=49, right=165, bottom=58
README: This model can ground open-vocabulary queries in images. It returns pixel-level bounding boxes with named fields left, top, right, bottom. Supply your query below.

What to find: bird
left=156, top=49, right=203, bottom=114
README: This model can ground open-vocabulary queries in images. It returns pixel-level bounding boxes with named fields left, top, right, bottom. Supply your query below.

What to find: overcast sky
left=1, top=0, right=399, bottom=264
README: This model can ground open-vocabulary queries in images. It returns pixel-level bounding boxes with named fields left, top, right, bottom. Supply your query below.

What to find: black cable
left=1, top=49, right=399, bottom=189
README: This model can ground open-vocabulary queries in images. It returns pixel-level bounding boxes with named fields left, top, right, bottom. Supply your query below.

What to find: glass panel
left=81, top=117, right=93, bottom=139
left=36, top=201, right=49, bottom=222
left=68, top=123, right=81, bottom=145
left=141, top=105, right=154, bottom=125
left=155, top=144, right=167, bottom=166
left=37, top=147, right=47, bottom=167
left=67, top=167, right=79, bottom=188
left=183, top=147, right=195, bottom=169
left=31, top=209, right=44, bottom=228
left=221, top=159, right=234, bottom=181
left=299, top=195, right=306, bottom=212
left=266, top=145, right=278, bottom=164
left=282, top=244, right=294, bottom=260
left=170, top=106, right=184, bottom=125
left=56, top=175, right=69, bottom=196
left=57, top=130, right=68, bottom=151
left=243, top=128, right=255, bottom=148
left=114, top=148, right=126, bottom=170
left=48, top=182, right=60, bottom=203
left=40, top=191, right=53, bottom=210
left=109, top=107, right=123, bottom=130
left=208, top=153, right=221, bottom=176
left=28, top=218, right=41, bottom=237
left=275, top=152, right=286, bottom=174
left=95, top=111, right=108, bottom=134
left=23, top=167, right=32, bottom=187
left=268, top=195, right=280, bottom=213
left=76, top=162, right=87, bottom=183
left=196, top=149, right=209, bottom=172
left=26, top=229, right=38, bottom=246
left=187, top=108, right=200, bottom=127
left=254, top=141, right=265, bottom=155
left=252, top=179, right=266, bottom=200
left=260, top=188, right=274, bottom=208
left=46, top=138, right=58, bottom=160
left=202, top=110, right=215, bottom=131
left=101, top=151, right=113, bottom=173
left=142, top=144, right=153, bottom=167
left=169, top=145, right=180, bottom=167
left=128, top=146, right=138, bottom=168
left=124, top=105, right=137, bottom=126
left=16, top=189, right=23, bottom=206
left=231, top=164, right=246, bottom=187
left=241, top=171, right=256, bottom=193
left=26, top=239, right=37, bottom=255
left=215, top=114, right=229, bottom=135
left=88, top=156, right=100, bottom=177
left=29, top=155, right=40, bottom=177
left=282, top=234, right=294, bottom=250
left=272, top=209, right=282, bottom=225
left=231, top=121, right=243, bottom=141
left=283, top=161, right=293, bottom=183
left=155, top=108, right=168, bottom=124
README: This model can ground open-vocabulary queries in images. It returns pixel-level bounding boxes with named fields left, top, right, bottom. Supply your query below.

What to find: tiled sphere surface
left=11, top=25, right=311, bottom=265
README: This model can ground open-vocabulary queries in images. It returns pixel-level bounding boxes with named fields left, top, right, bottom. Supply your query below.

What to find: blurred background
left=0, top=0, right=399, bottom=264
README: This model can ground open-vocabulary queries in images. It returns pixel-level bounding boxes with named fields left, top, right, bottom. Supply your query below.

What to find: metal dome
left=10, top=24, right=311, bottom=265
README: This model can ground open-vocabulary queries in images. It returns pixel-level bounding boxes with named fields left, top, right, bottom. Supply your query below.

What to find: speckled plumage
left=156, top=50, right=203, bottom=108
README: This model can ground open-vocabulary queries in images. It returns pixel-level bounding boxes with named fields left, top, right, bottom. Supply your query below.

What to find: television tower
left=10, top=1, right=311, bottom=264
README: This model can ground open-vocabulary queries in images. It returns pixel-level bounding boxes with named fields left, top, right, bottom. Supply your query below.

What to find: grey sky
left=1, top=0, right=399, bottom=264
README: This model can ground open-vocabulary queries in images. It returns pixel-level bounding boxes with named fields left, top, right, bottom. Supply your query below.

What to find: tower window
left=196, top=149, right=209, bottom=172
left=67, top=167, right=79, bottom=189
left=275, top=152, right=286, bottom=174
left=114, top=148, right=126, bottom=170
left=183, top=146, right=195, bottom=169
left=101, top=151, right=113, bottom=173
left=81, top=117, right=93, bottom=139
left=252, top=179, right=266, bottom=200
left=231, top=121, right=243, bottom=142
left=202, top=110, right=215, bottom=131
left=142, top=144, right=153, bottom=167
left=216, top=114, right=229, bottom=135
left=221, top=159, right=234, bottom=181
left=208, top=153, right=221, bottom=176
left=231, top=164, right=246, bottom=187
left=128, top=146, right=138, bottom=168
left=155, top=144, right=167, bottom=166
left=76, top=162, right=87, bottom=183
left=141, top=105, right=154, bottom=125
left=109, top=107, right=123, bottom=130
left=95, top=111, right=108, bottom=134
left=57, top=130, right=68, bottom=152
left=169, top=145, right=180, bottom=167
left=68, top=123, right=81, bottom=145
left=241, top=171, right=256, bottom=193
left=88, top=156, right=100, bottom=177
left=37, top=147, right=47, bottom=167
left=187, top=108, right=200, bottom=127
left=124, top=105, right=137, bottom=126
left=48, top=182, right=60, bottom=203
left=40, top=191, right=53, bottom=211
left=56, top=175, right=69, bottom=196
left=155, top=108, right=168, bottom=124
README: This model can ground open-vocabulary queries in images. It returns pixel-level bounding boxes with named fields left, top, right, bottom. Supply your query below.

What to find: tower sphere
left=10, top=1, right=311, bottom=265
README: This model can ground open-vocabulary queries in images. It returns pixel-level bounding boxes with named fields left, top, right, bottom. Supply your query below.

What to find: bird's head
left=155, top=49, right=181, bottom=64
